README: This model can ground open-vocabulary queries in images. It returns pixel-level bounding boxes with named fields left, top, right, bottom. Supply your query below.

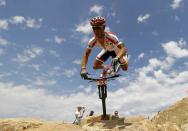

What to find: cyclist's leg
left=108, top=51, right=120, bottom=73
left=93, top=49, right=110, bottom=70
left=113, top=48, right=128, bottom=71
left=93, top=59, right=104, bottom=69
left=119, top=55, right=128, bottom=71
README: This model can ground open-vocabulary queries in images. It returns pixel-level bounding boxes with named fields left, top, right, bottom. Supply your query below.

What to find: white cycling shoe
left=113, top=61, right=121, bottom=73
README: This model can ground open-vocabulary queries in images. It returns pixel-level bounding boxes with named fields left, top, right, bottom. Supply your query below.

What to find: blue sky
left=0, top=0, right=188, bottom=122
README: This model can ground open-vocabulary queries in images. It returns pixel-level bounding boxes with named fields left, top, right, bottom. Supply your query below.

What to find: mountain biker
left=80, top=16, right=128, bottom=79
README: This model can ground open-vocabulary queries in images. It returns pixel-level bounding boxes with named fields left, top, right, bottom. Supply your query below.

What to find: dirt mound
left=0, top=97, right=188, bottom=131
left=151, top=97, right=188, bottom=131
left=0, top=118, right=82, bottom=131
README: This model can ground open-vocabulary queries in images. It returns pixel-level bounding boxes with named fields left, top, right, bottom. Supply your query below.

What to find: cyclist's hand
left=80, top=68, right=88, bottom=79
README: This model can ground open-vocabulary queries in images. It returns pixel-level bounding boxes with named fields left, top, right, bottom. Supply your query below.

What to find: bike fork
left=98, top=84, right=107, bottom=116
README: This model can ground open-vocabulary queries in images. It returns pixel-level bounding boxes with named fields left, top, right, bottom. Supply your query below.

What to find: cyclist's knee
left=121, top=64, right=128, bottom=71
left=93, top=63, right=100, bottom=70
left=93, top=65, right=98, bottom=70
left=93, top=60, right=103, bottom=70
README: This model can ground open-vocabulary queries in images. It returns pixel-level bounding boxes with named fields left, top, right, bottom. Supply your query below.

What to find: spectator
left=114, top=110, right=119, bottom=118
left=88, top=110, right=94, bottom=116
left=73, top=106, right=85, bottom=125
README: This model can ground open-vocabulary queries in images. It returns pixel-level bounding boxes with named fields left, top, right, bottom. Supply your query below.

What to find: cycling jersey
left=87, top=32, right=128, bottom=65
left=87, top=32, right=124, bottom=52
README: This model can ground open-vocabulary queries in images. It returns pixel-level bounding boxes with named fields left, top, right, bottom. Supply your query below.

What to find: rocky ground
left=0, top=97, right=188, bottom=131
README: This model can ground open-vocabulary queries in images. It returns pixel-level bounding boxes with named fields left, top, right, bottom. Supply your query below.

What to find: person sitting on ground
left=114, top=110, right=119, bottom=118
left=113, top=110, right=119, bottom=119
left=88, top=110, right=94, bottom=116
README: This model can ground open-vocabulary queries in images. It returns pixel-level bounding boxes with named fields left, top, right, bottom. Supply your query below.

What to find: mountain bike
left=85, top=69, right=121, bottom=118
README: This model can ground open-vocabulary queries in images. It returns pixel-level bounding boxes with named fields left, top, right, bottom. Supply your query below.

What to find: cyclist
left=80, top=16, right=128, bottom=79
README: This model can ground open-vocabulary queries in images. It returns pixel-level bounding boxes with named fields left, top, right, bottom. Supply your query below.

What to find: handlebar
left=84, top=74, right=121, bottom=83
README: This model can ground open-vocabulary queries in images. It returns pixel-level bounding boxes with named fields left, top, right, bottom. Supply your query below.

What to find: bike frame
left=85, top=74, right=120, bottom=116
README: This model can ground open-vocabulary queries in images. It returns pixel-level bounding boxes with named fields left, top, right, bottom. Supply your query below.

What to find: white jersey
left=74, top=110, right=83, bottom=125
left=87, top=32, right=124, bottom=52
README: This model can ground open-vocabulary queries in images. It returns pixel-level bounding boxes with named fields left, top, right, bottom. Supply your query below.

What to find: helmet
left=90, top=16, right=105, bottom=26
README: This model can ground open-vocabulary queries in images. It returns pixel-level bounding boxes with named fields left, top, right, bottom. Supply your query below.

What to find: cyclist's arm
left=116, top=43, right=127, bottom=59
left=107, top=32, right=127, bottom=59
left=81, top=48, right=91, bottom=69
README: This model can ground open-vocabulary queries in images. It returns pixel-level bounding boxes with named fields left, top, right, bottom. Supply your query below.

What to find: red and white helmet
left=90, top=16, right=105, bottom=26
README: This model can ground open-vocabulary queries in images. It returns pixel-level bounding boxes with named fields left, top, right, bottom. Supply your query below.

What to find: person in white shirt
left=73, top=106, right=85, bottom=125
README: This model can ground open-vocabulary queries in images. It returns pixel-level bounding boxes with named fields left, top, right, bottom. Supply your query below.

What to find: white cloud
left=73, top=59, right=81, bottom=65
left=0, top=82, right=100, bottom=122
left=138, top=53, right=145, bottom=59
left=45, top=66, right=62, bottom=78
left=9, top=16, right=25, bottom=24
left=137, top=14, right=151, bottom=23
left=63, top=68, right=77, bottom=78
left=25, top=17, right=42, bottom=29
left=33, top=77, right=56, bottom=86
left=31, top=64, right=40, bottom=71
left=0, top=0, right=6, bottom=6
left=1, top=16, right=43, bottom=30
left=137, top=58, right=162, bottom=75
left=13, top=47, right=44, bottom=63
left=78, top=85, right=93, bottom=94
left=45, top=35, right=65, bottom=45
left=171, top=0, right=183, bottom=10
left=49, top=50, right=60, bottom=58
left=162, top=39, right=188, bottom=58
left=90, top=4, right=103, bottom=15
left=0, top=19, right=8, bottom=30
left=76, top=20, right=92, bottom=35
left=0, top=37, right=10, bottom=46
left=54, top=35, right=65, bottom=44
left=138, top=39, right=188, bottom=74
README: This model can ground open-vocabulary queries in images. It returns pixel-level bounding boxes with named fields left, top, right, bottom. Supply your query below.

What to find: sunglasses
left=92, top=26, right=103, bottom=30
